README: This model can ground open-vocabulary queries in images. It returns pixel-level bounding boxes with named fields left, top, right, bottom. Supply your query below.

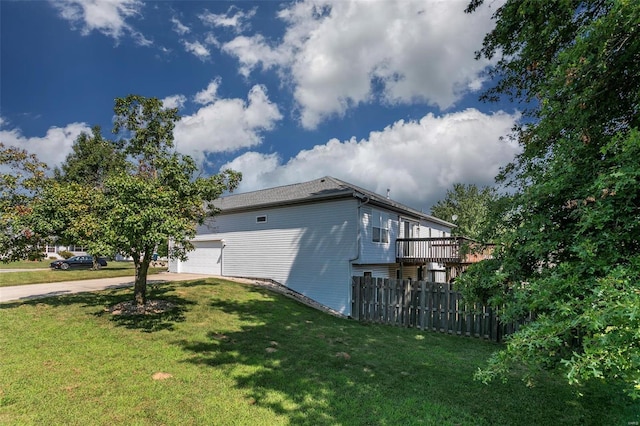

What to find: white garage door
left=178, top=240, right=222, bottom=274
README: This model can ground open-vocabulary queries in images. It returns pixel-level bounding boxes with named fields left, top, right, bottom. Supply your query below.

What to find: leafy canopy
left=0, top=143, right=48, bottom=261
left=53, top=125, right=127, bottom=187
left=31, top=95, right=240, bottom=305
left=462, top=0, right=640, bottom=397
left=430, top=183, right=498, bottom=240
left=107, top=95, right=241, bottom=305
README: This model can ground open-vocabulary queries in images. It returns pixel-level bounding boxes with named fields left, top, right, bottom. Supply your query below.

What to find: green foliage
left=430, top=183, right=499, bottom=239
left=26, top=250, right=45, bottom=262
left=106, top=95, right=240, bottom=304
left=53, top=125, right=127, bottom=187
left=30, top=95, right=240, bottom=305
left=0, top=142, right=48, bottom=262
left=465, top=0, right=640, bottom=397
left=58, top=250, right=73, bottom=259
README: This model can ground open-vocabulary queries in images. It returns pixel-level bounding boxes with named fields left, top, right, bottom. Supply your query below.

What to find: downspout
left=349, top=192, right=370, bottom=264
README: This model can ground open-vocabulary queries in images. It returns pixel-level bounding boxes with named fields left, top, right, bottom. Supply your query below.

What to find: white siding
left=417, top=219, right=451, bottom=238
left=352, top=264, right=393, bottom=279
left=359, top=206, right=398, bottom=264
left=189, top=198, right=358, bottom=315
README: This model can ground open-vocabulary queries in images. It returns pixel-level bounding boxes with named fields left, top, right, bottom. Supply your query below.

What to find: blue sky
left=1, top=0, right=520, bottom=212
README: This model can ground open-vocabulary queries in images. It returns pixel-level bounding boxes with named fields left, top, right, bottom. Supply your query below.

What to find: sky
left=1, top=0, right=521, bottom=213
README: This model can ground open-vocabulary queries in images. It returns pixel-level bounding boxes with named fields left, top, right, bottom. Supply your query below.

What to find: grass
left=0, top=261, right=166, bottom=287
left=0, top=259, right=55, bottom=269
left=1, top=278, right=638, bottom=425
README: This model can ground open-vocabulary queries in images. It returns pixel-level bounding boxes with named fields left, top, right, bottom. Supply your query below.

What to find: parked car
left=50, top=256, right=108, bottom=270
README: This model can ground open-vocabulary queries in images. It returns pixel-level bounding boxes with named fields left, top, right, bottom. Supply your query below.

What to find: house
left=169, top=176, right=455, bottom=316
left=43, top=243, right=89, bottom=259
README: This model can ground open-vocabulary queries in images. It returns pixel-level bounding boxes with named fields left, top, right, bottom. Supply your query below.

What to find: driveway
left=0, top=273, right=216, bottom=303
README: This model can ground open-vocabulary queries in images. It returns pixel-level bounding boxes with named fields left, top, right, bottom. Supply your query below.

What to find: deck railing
left=395, top=237, right=493, bottom=264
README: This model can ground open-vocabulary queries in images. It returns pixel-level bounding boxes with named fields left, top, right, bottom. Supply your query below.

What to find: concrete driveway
left=0, top=273, right=216, bottom=303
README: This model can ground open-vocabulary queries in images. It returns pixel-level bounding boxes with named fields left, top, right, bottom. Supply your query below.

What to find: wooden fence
left=351, top=276, right=523, bottom=342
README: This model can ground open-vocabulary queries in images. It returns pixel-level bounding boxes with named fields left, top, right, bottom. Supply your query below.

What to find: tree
left=106, top=95, right=241, bottom=305
left=462, top=0, right=640, bottom=396
left=54, top=125, right=127, bottom=187
left=0, top=143, right=48, bottom=262
left=430, top=183, right=498, bottom=240
left=35, top=127, right=128, bottom=268
left=31, top=180, right=110, bottom=268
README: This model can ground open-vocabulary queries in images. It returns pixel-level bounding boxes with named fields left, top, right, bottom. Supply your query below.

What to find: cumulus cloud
left=50, top=0, right=151, bottom=46
left=222, top=0, right=500, bottom=129
left=173, top=81, right=282, bottom=165
left=161, top=94, right=187, bottom=110
left=220, top=109, right=520, bottom=211
left=199, top=6, right=257, bottom=33
left=193, top=78, right=221, bottom=105
left=0, top=120, right=91, bottom=169
left=183, top=40, right=210, bottom=60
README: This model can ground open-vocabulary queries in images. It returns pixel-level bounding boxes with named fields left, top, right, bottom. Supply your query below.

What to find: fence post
left=351, top=276, right=361, bottom=320
left=419, top=281, right=426, bottom=330
left=404, top=280, right=411, bottom=327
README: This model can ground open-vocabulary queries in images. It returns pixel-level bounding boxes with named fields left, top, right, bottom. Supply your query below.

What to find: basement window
left=256, top=215, right=267, bottom=223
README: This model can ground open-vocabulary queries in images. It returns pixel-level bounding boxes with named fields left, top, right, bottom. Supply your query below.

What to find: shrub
left=27, top=251, right=45, bottom=261
left=58, top=250, right=73, bottom=259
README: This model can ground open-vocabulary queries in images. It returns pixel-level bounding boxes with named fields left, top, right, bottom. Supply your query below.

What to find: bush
left=27, top=251, right=45, bottom=261
left=58, top=250, right=73, bottom=259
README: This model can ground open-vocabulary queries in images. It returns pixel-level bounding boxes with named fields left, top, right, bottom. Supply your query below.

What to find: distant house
left=169, top=176, right=456, bottom=316
left=43, top=243, right=88, bottom=259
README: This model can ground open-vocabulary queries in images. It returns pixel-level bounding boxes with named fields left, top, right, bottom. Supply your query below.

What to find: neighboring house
left=43, top=244, right=88, bottom=259
left=169, top=176, right=455, bottom=316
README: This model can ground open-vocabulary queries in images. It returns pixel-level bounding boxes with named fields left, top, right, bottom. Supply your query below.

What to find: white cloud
left=204, top=33, right=220, bottom=48
left=222, top=0, right=501, bottom=129
left=161, top=94, right=187, bottom=110
left=50, top=0, right=150, bottom=45
left=0, top=122, right=92, bottom=169
left=199, top=6, right=256, bottom=33
left=193, top=78, right=221, bottom=105
left=222, top=35, right=289, bottom=78
left=183, top=40, right=210, bottom=60
left=221, top=109, right=520, bottom=211
left=170, top=16, right=190, bottom=35
left=174, top=81, right=282, bottom=164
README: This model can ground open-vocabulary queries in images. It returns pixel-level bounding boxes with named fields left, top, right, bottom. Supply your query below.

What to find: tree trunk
left=134, top=257, right=150, bottom=306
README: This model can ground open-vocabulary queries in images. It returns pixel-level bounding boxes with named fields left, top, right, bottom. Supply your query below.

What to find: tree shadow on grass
left=1, top=281, right=199, bottom=333
left=176, top=285, right=639, bottom=426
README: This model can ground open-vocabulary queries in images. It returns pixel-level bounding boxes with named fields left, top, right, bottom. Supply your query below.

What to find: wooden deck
left=395, top=237, right=493, bottom=265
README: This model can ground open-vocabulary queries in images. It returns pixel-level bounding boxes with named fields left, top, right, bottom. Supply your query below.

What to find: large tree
left=33, top=127, right=128, bottom=267
left=107, top=95, right=241, bottom=305
left=461, top=0, right=640, bottom=396
left=0, top=143, right=48, bottom=261
left=430, top=183, right=498, bottom=240
left=54, top=125, right=127, bottom=187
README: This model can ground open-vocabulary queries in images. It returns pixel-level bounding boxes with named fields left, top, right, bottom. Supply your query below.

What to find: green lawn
left=0, top=259, right=56, bottom=269
left=1, top=278, right=637, bottom=425
left=0, top=261, right=166, bottom=287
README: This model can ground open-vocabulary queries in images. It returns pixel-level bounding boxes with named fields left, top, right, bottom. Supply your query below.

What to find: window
left=256, top=215, right=267, bottom=223
left=372, top=210, right=389, bottom=243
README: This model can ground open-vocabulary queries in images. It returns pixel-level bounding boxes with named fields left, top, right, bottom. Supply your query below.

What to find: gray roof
left=214, top=176, right=454, bottom=227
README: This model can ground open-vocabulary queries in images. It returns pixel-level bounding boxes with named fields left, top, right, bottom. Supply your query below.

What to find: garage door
left=178, top=240, right=222, bottom=274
